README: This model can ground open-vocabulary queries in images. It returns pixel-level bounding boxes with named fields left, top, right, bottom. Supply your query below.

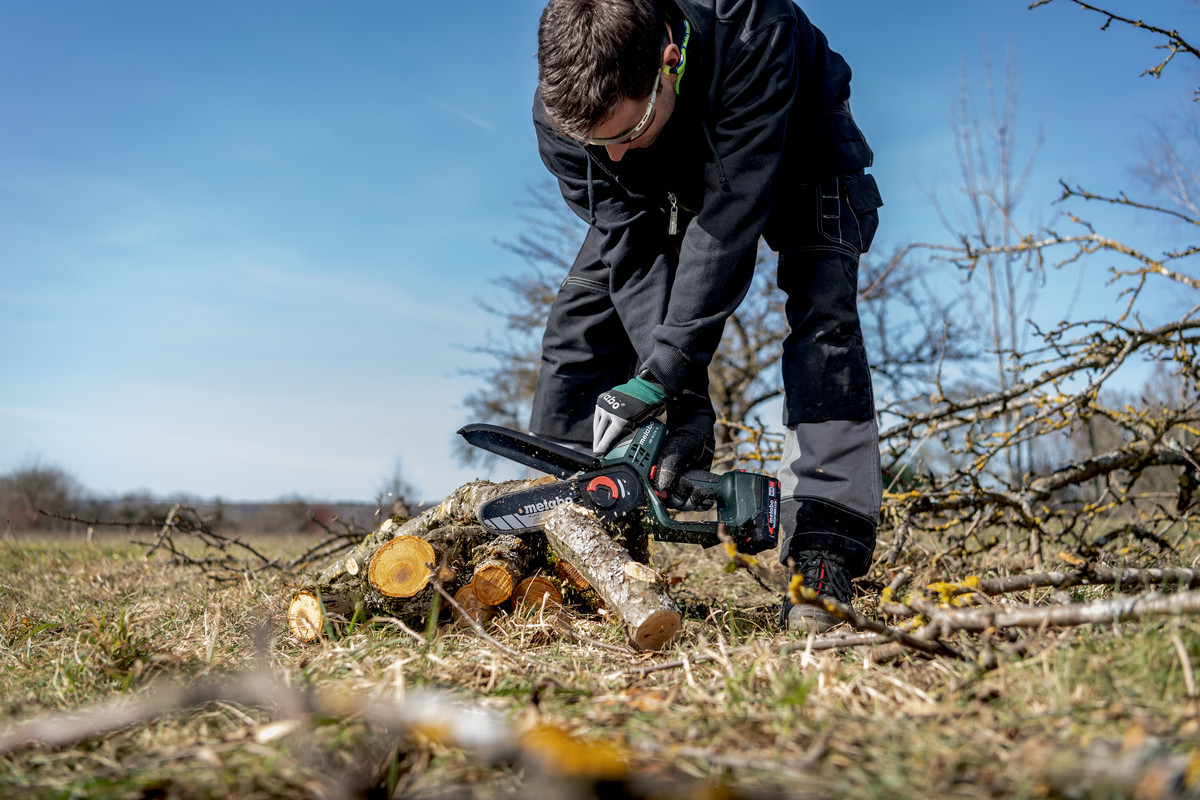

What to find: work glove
left=653, top=425, right=717, bottom=511
left=592, top=373, right=670, bottom=456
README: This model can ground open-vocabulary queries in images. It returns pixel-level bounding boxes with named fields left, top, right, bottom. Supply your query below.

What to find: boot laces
left=791, top=551, right=852, bottom=605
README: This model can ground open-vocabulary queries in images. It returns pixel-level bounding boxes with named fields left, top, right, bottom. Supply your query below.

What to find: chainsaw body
left=458, top=420, right=780, bottom=554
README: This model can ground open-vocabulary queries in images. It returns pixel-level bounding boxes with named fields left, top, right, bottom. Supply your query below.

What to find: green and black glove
left=592, top=372, right=670, bottom=456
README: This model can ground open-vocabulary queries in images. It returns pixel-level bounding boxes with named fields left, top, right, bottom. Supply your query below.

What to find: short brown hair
left=537, top=0, right=664, bottom=138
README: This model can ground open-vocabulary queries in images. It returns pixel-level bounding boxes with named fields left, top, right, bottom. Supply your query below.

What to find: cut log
left=542, top=504, right=681, bottom=651
left=359, top=534, right=443, bottom=622
left=451, top=584, right=498, bottom=629
left=513, top=575, right=563, bottom=613
left=471, top=533, right=530, bottom=606
left=288, top=591, right=324, bottom=643
left=287, top=586, right=358, bottom=643
left=369, top=535, right=436, bottom=598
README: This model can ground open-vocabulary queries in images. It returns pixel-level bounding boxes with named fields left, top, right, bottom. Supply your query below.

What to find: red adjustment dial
left=586, top=475, right=621, bottom=508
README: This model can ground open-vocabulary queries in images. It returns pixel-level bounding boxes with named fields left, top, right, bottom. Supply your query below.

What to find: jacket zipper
left=667, top=192, right=679, bottom=235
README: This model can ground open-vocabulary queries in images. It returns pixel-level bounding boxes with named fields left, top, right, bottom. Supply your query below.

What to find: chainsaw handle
left=663, top=469, right=722, bottom=512
left=680, top=469, right=722, bottom=488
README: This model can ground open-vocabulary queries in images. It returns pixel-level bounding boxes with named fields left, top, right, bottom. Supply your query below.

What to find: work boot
left=781, top=550, right=853, bottom=634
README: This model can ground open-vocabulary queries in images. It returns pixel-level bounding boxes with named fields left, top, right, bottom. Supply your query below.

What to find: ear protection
left=663, top=19, right=690, bottom=94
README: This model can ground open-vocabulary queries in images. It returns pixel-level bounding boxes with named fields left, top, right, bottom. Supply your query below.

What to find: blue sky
left=2, top=1, right=1197, bottom=504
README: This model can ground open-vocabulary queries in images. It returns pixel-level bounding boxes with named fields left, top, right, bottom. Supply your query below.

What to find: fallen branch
left=922, top=589, right=1200, bottom=634
left=967, top=565, right=1200, bottom=597
left=0, top=670, right=516, bottom=764
left=878, top=565, right=1200, bottom=620
left=42, top=506, right=278, bottom=578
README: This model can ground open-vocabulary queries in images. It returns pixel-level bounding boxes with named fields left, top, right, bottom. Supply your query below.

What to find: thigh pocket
left=818, top=173, right=883, bottom=256
left=844, top=173, right=883, bottom=254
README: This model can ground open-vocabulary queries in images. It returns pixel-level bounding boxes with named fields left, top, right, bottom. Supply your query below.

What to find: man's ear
left=662, top=43, right=682, bottom=76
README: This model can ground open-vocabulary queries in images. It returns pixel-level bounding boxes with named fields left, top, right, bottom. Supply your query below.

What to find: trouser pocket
left=815, top=173, right=882, bottom=256
left=843, top=172, right=882, bottom=253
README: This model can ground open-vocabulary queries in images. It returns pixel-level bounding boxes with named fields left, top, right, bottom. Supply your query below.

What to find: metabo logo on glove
left=599, top=392, right=625, bottom=411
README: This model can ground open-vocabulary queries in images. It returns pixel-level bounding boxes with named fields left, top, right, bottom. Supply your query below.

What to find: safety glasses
left=577, top=73, right=661, bottom=147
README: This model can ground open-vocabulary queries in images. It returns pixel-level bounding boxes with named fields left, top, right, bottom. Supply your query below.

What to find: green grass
left=1, top=528, right=1200, bottom=798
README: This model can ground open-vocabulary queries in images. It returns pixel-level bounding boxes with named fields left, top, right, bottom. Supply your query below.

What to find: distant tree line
left=0, top=463, right=381, bottom=535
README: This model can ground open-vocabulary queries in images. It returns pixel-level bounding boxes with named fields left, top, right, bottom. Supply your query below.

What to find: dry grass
left=2, top=525, right=1200, bottom=799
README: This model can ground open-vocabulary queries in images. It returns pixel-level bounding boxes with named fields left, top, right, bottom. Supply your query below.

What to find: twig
left=1029, top=0, right=1200, bottom=89
left=788, top=586, right=962, bottom=659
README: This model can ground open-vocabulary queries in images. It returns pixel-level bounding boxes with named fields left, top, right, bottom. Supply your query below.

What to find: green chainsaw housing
left=601, top=420, right=780, bottom=554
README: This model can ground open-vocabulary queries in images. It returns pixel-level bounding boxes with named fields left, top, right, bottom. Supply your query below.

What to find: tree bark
left=424, top=524, right=495, bottom=575
left=542, top=504, right=681, bottom=651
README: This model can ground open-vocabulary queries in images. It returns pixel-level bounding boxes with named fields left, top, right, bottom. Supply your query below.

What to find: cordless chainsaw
left=457, top=420, right=780, bottom=554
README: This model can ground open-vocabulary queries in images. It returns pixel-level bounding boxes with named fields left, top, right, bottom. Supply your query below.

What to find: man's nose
left=605, top=143, right=631, bottom=161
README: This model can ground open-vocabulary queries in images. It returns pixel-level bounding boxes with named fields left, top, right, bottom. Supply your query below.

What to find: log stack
left=287, top=477, right=682, bottom=651
left=289, top=480, right=538, bottom=637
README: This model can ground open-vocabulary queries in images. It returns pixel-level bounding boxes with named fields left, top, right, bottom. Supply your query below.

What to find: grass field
left=2, top=525, right=1199, bottom=799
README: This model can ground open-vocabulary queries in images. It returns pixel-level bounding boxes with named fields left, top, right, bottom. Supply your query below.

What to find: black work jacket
left=533, top=0, right=876, bottom=397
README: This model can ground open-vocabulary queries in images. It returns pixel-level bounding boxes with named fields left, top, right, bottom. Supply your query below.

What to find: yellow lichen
left=925, top=577, right=979, bottom=607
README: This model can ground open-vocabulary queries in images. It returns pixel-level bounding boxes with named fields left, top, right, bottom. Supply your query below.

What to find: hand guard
left=592, top=374, right=670, bottom=456
left=652, top=425, right=716, bottom=510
